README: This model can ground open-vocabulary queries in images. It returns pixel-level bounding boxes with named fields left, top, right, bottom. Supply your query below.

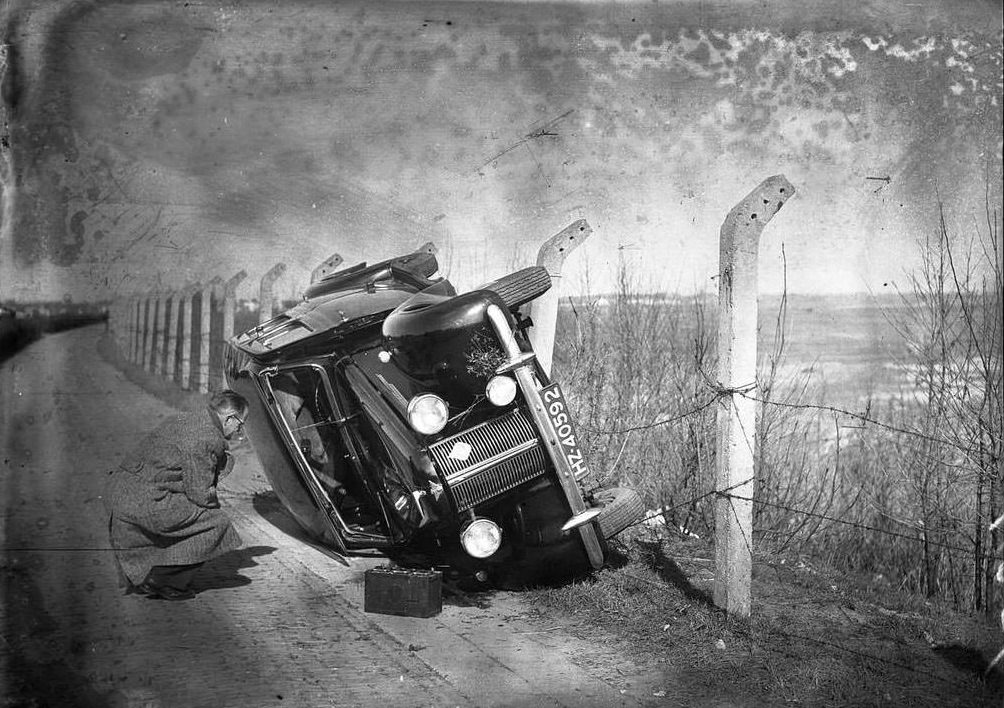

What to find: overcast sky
left=1, top=0, right=1001, bottom=302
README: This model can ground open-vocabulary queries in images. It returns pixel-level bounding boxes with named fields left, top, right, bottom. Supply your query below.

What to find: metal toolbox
left=363, top=566, right=442, bottom=618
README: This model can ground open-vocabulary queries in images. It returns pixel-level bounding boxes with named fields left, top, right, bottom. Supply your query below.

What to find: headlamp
left=485, top=375, right=517, bottom=406
left=460, top=518, right=503, bottom=559
left=407, top=393, right=449, bottom=435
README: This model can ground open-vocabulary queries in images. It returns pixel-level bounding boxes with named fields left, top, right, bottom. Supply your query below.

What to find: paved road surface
left=1, top=326, right=659, bottom=708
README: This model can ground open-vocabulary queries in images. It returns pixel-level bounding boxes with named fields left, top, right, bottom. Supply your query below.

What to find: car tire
left=594, top=487, right=645, bottom=539
left=477, top=266, right=552, bottom=309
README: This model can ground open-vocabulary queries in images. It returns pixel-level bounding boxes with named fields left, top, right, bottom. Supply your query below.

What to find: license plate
left=540, top=382, right=589, bottom=480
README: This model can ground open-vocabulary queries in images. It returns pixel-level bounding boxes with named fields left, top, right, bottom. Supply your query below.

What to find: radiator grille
left=449, top=448, right=546, bottom=511
left=428, top=409, right=547, bottom=511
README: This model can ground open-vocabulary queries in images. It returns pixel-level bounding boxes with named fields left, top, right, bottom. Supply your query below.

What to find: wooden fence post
left=714, top=174, right=795, bottom=618
left=179, top=284, right=198, bottom=390
left=528, top=219, right=593, bottom=376
left=258, top=263, right=287, bottom=325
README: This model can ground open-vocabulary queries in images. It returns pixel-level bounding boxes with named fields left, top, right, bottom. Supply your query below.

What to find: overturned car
left=225, top=245, right=643, bottom=587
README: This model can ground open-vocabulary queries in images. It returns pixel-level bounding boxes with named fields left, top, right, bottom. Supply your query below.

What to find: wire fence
left=585, top=372, right=1003, bottom=594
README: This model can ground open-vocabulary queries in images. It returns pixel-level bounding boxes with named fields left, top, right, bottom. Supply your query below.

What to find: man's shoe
left=131, top=581, right=158, bottom=597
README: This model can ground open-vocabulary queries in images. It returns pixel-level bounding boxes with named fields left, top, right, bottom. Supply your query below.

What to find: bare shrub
left=554, top=259, right=718, bottom=537
left=806, top=202, right=1002, bottom=611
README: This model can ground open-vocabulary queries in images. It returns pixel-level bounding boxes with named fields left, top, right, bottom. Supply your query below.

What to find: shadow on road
left=251, top=490, right=312, bottom=541
left=194, top=545, right=277, bottom=594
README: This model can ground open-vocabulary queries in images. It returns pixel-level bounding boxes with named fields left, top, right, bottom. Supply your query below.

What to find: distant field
left=758, top=293, right=912, bottom=410
left=556, top=291, right=915, bottom=412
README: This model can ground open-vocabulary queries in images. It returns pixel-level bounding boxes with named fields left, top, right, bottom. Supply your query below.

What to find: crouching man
left=107, top=390, right=249, bottom=600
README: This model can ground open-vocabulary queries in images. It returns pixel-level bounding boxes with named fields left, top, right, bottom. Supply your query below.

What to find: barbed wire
left=577, top=377, right=982, bottom=460
left=738, top=390, right=977, bottom=454
left=579, top=380, right=761, bottom=435
left=613, top=476, right=755, bottom=533
left=722, top=492, right=1002, bottom=562
left=615, top=476, right=999, bottom=564
left=579, top=393, right=720, bottom=434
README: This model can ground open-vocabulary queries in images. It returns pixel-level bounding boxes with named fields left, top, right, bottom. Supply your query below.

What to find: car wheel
left=477, top=266, right=552, bottom=309
left=594, top=487, right=645, bottom=539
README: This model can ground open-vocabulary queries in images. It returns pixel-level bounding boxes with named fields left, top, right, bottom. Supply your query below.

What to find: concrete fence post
left=142, top=295, right=156, bottom=373
left=165, top=290, right=183, bottom=384
left=222, top=270, right=248, bottom=343
left=179, top=284, right=198, bottom=390
left=310, top=254, right=343, bottom=284
left=153, top=291, right=168, bottom=376
left=115, top=302, right=125, bottom=349
left=111, top=302, right=121, bottom=347
left=129, top=298, right=140, bottom=364
left=133, top=298, right=143, bottom=365
left=713, top=174, right=795, bottom=618
left=528, top=219, right=593, bottom=376
left=198, top=277, right=222, bottom=394
left=258, top=263, right=287, bottom=325
left=216, top=270, right=248, bottom=390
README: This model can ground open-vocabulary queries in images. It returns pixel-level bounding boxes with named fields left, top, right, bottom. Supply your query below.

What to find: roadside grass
left=524, top=527, right=1003, bottom=707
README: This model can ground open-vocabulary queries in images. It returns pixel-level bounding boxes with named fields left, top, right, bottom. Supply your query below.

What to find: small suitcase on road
left=364, top=565, right=442, bottom=618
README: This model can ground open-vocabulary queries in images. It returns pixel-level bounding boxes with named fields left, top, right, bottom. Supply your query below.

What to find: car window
left=268, top=368, right=343, bottom=497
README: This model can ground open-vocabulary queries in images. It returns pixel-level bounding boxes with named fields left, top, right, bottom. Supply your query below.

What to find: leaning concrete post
left=165, top=290, right=183, bottom=383
left=128, top=298, right=139, bottom=363
left=198, top=277, right=222, bottom=394
left=112, top=302, right=122, bottom=347
left=115, top=302, right=126, bottom=350
left=310, top=254, right=343, bottom=284
left=213, top=270, right=247, bottom=390
left=222, top=270, right=248, bottom=343
left=179, top=284, right=198, bottom=390
left=130, top=298, right=139, bottom=364
left=142, top=296, right=156, bottom=372
left=153, top=292, right=168, bottom=376
left=713, top=174, right=795, bottom=618
left=258, top=263, right=287, bottom=325
left=528, top=219, right=592, bottom=376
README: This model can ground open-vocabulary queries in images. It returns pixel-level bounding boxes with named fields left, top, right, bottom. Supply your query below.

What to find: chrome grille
left=449, top=448, right=546, bottom=511
left=428, top=408, right=547, bottom=511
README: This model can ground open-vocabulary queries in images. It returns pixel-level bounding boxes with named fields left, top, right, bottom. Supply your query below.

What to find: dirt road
left=1, top=326, right=661, bottom=708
